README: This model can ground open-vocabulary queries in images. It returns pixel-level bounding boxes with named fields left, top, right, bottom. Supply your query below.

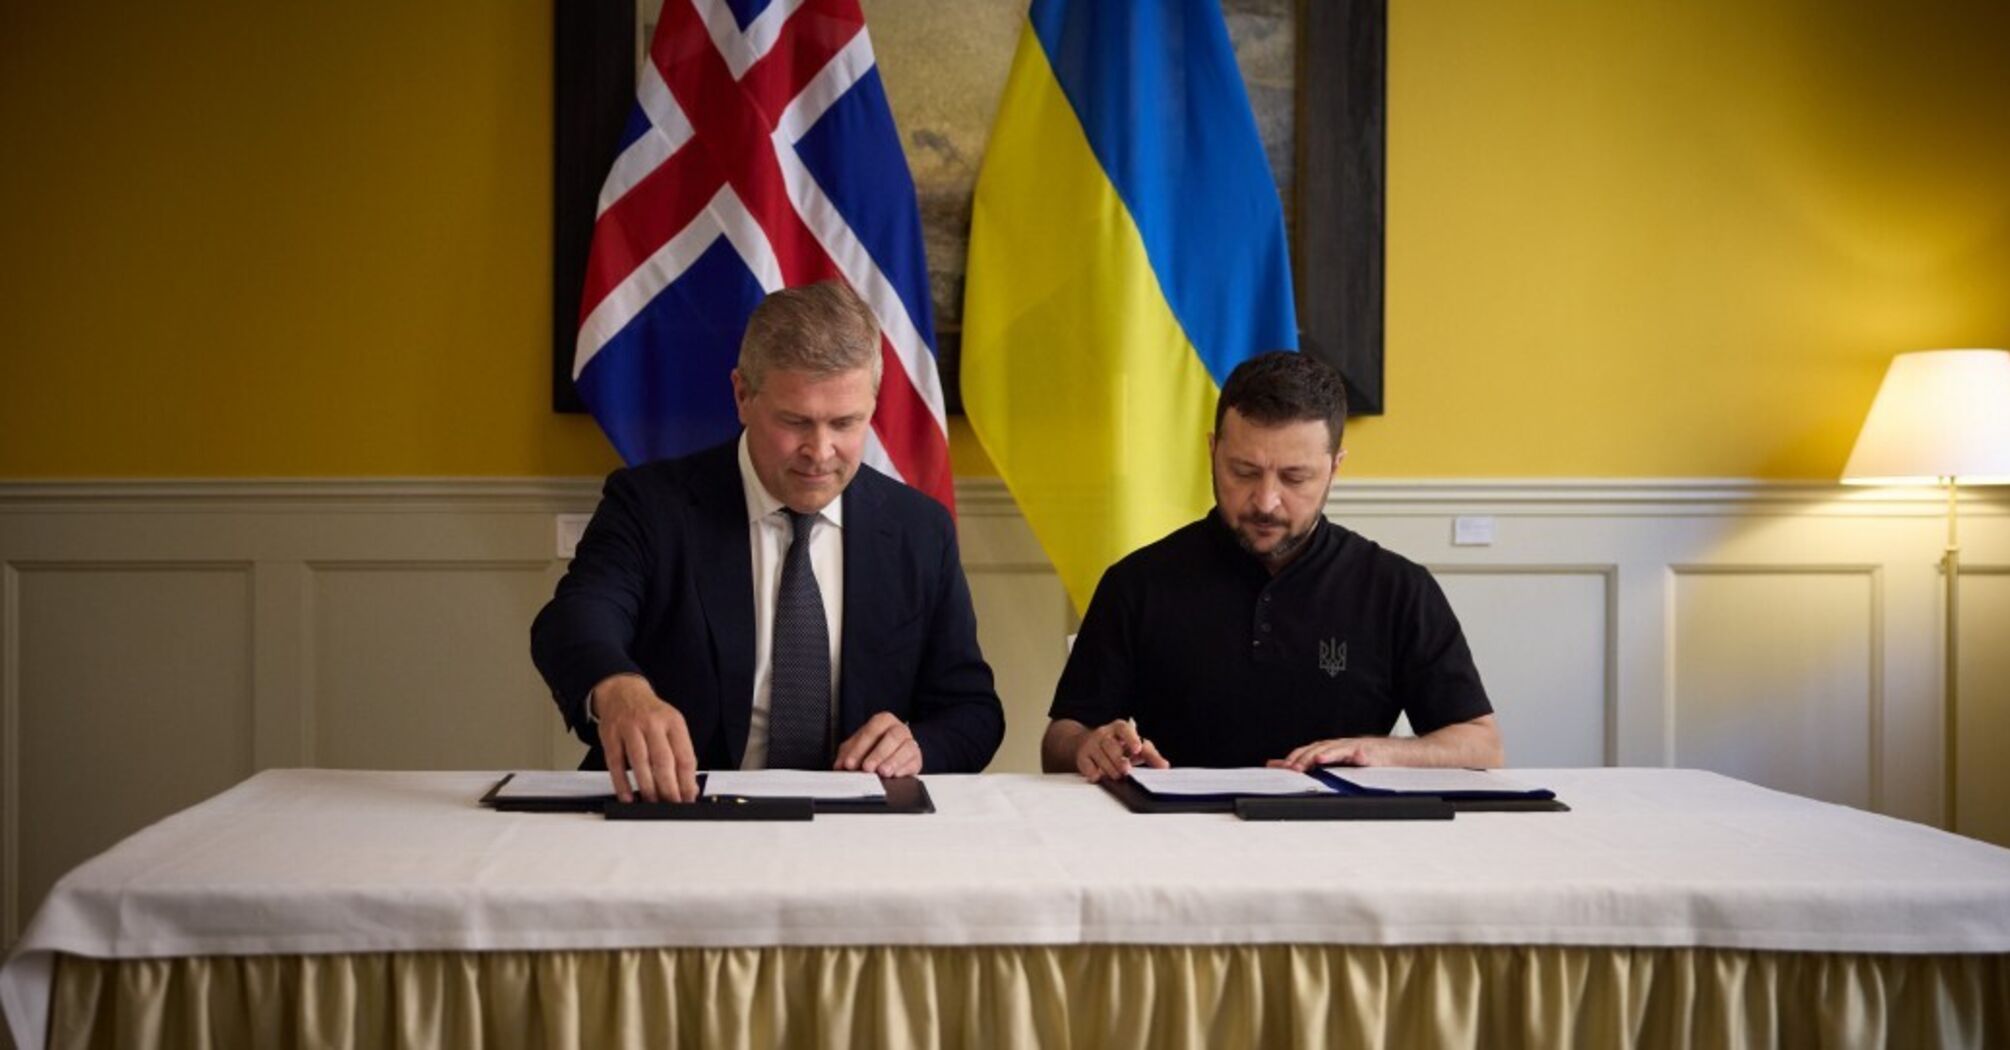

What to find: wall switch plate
left=1452, top=515, right=1496, bottom=546
left=556, top=514, right=592, bottom=559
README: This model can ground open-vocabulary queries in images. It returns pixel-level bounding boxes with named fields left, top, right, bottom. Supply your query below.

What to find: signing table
left=4, top=769, right=2008, bottom=1048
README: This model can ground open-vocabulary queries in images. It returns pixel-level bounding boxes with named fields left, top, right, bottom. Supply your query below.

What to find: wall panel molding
left=1666, top=564, right=1885, bottom=809
left=2, top=561, right=20, bottom=946
left=5, top=476, right=2009, bottom=515
left=1429, top=565, right=1619, bottom=766
left=304, top=560, right=559, bottom=772
left=4, top=476, right=2008, bottom=944
left=1953, top=567, right=2010, bottom=846
left=2, top=560, right=257, bottom=948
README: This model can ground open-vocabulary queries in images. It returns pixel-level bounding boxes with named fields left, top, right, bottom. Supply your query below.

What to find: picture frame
left=550, top=1, right=1385, bottom=416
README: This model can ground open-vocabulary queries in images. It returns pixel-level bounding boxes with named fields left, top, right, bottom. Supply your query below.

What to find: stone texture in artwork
left=864, top=0, right=1296, bottom=337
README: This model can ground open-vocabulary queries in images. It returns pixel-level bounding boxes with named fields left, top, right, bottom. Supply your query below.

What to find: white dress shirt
left=737, top=432, right=845, bottom=769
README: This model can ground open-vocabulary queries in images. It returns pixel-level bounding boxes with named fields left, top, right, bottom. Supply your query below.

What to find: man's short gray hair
left=737, top=281, right=884, bottom=393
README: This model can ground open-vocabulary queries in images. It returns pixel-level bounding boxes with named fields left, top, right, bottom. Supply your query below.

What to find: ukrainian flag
left=961, top=0, right=1299, bottom=613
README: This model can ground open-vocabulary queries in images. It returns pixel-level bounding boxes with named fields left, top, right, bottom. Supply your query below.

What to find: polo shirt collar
left=1207, top=508, right=1336, bottom=578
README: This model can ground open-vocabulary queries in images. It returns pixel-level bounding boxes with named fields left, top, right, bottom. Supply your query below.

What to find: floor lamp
left=1841, top=349, right=2010, bottom=832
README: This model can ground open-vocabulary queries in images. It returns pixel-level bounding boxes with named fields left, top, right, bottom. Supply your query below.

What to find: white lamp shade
left=1842, top=349, right=2010, bottom=485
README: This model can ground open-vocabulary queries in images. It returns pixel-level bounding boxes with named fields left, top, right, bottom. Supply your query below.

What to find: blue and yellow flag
left=961, top=0, right=1299, bottom=612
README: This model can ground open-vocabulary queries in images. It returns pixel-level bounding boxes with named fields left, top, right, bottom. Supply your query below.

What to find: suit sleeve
left=904, top=523, right=1006, bottom=774
left=530, top=470, right=656, bottom=746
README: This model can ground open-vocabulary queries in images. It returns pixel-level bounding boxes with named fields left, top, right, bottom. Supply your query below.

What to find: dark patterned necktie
left=765, top=508, right=831, bottom=769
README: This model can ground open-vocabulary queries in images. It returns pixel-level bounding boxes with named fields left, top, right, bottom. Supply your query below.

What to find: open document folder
left=1110, top=766, right=1565, bottom=814
left=1127, top=767, right=1334, bottom=799
left=1319, top=768, right=1558, bottom=802
left=482, top=770, right=895, bottom=813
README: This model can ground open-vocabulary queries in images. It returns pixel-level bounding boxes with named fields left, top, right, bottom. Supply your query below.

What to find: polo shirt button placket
left=1254, top=589, right=1273, bottom=657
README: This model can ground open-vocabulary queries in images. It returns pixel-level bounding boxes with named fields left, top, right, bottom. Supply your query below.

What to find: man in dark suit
left=533, top=281, right=1003, bottom=802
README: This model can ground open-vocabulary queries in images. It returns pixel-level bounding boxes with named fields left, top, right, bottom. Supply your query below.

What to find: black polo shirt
left=1050, top=511, right=1492, bottom=767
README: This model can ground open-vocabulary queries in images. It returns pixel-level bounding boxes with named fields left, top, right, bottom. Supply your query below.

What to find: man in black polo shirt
left=1042, top=352, right=1503, bottom=778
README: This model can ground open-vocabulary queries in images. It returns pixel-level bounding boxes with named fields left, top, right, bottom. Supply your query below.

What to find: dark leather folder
left=482, top=772, right=934, bottom=817
left=1101, top=772, right=1567, bottom=818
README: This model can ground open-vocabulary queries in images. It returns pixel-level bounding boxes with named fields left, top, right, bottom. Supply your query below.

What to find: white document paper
left=493, top=771, right=621, bottom=800
left=703, top=770, right=887, bottom=800
left=1129, top=767, right=1335, bottom=797
left=1323, top=768, right=1538, bottom=795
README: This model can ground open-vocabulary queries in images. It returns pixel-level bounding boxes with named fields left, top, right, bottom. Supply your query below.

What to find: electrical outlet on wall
left=1452, top=515, right=1495, bottom=546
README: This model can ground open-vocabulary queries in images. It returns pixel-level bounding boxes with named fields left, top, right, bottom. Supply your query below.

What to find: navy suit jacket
left=531, top=440, right=1004, bottom=773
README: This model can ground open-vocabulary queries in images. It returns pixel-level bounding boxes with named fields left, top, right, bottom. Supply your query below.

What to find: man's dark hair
left=1214, top=351, right=1348, bottom=453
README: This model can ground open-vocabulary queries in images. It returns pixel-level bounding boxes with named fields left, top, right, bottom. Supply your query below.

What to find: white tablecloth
left=7, top=768, right=2010, bottom=1048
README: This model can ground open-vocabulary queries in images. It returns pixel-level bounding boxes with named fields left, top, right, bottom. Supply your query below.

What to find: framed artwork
left=551, top=0, right=1385, bottom=416
left=1296, top=0, right=1386, bottom=414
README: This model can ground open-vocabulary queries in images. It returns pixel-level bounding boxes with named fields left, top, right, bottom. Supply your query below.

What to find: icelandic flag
left=573, top=0, right=952, bottom=510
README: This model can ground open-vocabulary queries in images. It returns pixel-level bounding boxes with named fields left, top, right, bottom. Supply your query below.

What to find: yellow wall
left=0, top=1, right=616, bottom=478
left=4, top=1, right=2008, bottom=479
left=1371, top=0, right=2010, bottom=477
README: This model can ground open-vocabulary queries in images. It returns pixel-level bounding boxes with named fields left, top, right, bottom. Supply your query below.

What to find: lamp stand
left=1942, top=477, right=1960, bottom=832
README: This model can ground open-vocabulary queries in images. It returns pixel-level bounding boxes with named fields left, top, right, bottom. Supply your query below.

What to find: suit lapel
left=689, top=445, right=756, bottom=767
left=837, top=471, right=890, bottom=739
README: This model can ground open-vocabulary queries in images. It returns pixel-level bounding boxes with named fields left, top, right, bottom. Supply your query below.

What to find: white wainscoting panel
left=963, top=571, right=1072, bottom=775
left=1955, top=567, right=2010, bottom=847
left=1434, top=568, right=1612, bottom=768
left=1668, top=567, right=1880, bottom=809
left=957, top=483, right=1074, bottom=775
left=4, top=477, right=2009, bottom=949
left=308, top=562, right=564, bottom=771
left=7, top=563, right=256, bottom=947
